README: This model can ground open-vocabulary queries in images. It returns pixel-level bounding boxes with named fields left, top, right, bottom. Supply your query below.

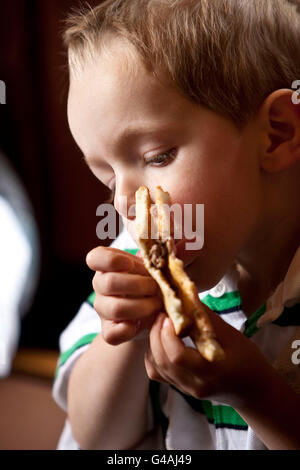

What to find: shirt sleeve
left=52, top=300, right=101, bottom=413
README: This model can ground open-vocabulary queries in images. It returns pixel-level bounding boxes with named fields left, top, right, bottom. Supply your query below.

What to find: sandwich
left=135, top=185, right=225, bottom=362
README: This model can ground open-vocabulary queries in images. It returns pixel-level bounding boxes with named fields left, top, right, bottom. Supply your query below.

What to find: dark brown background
left=0, top=0, right=117, bottom=349
left=0, top=0, right=123, bottom=450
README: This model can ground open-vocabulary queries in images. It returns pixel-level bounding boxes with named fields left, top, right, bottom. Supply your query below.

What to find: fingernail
left=156, top=313, right=164, bottom=325
left=163, top=317, right=170, bottom=329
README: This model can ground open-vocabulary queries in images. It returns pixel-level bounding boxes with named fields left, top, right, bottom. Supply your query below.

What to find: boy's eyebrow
left=116, top=122, right=176, bottom=141
left=84, top=122, right=179, bottom=166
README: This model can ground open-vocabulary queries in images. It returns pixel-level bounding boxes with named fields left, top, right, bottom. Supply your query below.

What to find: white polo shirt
left=52, top=228, right=300, bottom=450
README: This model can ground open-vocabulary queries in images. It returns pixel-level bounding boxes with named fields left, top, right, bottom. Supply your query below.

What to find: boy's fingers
left=93, top=271, right=159, bottom=297
left=160, top=317, right=189, bottom=367
left=162, top=319, right=209, bottom=373
left=149, top=314, right=170, bottom=370
left=144, top=348, right=168, bottom=384
left=94, top=294, right=163, bottom=322
left=197, top=300, right=237, bottom=351
left=157, top=314, right=214, bottom=378
left=101, top=320, right=137, bottom=345
left=86, top=247, right=148, bottom=276
left=149, top=314, right=192, bottom=370
left=86, top=247, right=133, bottom=272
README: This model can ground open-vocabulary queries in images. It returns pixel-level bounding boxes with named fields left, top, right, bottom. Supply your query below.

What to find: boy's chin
left=176, top=243, right=223, bottom=292
left=174, top=237, right=201, bottom=267
left=185, top=258, right=219, bottom=293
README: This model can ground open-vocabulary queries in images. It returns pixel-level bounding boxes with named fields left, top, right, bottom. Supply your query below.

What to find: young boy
left=53, top=0, right=300, bottom=450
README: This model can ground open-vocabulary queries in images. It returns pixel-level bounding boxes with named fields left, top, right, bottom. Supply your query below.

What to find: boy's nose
left=114, top=191, right=136, bottom=220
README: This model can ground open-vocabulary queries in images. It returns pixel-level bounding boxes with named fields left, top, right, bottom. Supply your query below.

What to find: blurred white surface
left=0, top=154, right=40, bottom=377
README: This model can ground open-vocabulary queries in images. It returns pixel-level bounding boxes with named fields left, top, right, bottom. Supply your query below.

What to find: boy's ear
left=258, top=89, right=300, bottom=172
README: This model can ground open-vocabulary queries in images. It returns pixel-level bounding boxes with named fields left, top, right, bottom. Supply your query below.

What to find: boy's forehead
left=68, top=41, right=176, bottom=111
left=67, top=45, right=197, bottom=158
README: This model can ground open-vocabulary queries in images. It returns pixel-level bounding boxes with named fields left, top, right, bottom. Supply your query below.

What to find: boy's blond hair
left=63, top=0, right=300, bottom=126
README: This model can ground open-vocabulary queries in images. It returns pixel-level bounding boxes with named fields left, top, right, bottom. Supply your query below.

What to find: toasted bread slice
left=136, top=186, right=191, bottom=335
left=135, top=186, right=225, bottom=361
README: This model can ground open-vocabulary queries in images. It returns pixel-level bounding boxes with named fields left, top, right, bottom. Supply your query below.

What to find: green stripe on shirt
left=124, top=248, right=139, bottom=256
left=87, top=291, right=96, bottom=307
left=55, top=333, right=98, bottom=379
left=201, top=400, right=248, bottom=429
left=201, top=291, right=241, bottom=311
left=244, top=302, right=267, bottom=338
left=201, top=291, right=267, bottom=338
left=172, top=386, right=248, bottom=430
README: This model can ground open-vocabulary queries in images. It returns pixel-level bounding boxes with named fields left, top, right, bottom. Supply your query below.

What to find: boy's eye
left=145, top=148, right=177, bottom=167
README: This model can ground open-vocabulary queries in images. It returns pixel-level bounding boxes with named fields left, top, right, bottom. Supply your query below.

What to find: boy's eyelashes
left=97, top=147, right=178, bottom=204
left=144, top=147, right=177, bottom=166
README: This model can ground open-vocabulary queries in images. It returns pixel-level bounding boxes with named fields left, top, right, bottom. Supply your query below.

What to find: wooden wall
left=0, top=0, right=118, bottom=348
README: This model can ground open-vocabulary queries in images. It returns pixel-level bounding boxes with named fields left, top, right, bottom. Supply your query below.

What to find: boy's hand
left=144, top=308, right=272, bottom=409
left=86, top=247, right=163, bottom=345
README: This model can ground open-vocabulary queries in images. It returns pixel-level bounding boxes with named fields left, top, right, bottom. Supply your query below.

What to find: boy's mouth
left=136, top=237, right=199, bottom=268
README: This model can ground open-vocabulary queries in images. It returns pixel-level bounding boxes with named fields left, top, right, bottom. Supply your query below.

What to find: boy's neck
left=235, top=212, right=300, bottom=318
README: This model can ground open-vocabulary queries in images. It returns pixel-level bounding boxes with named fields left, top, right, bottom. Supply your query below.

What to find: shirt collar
left=212, top=246, right=300, bottom=328
left=257, top=245, right=300, bottom=327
